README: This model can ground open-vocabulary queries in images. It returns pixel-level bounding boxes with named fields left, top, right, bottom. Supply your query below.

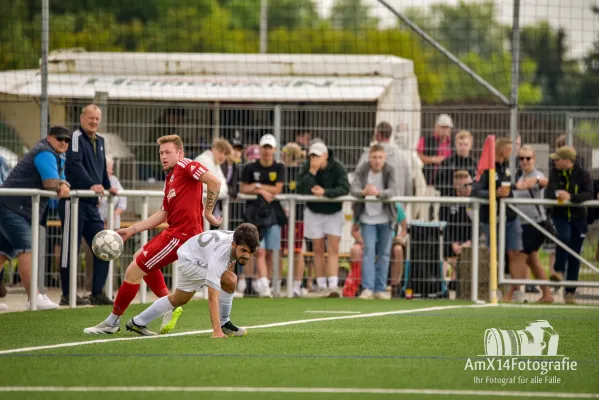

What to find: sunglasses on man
left=519, top=156, right=532, bottom=161
left=55, top=137, right=71, bottom=143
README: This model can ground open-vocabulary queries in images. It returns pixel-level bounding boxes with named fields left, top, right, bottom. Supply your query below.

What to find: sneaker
left=327, top=288, right=342, bottom=298
left=160, top=306, right=183, bottom=334
left=221, top=321, right=247, bottom=337
left=60, top=295, right=90, bottom=306
left=512, top=290, right=525, bottom=304
left=259, top=287, right=273, bottom=298
left=525, top=285, right=540, bottom=294
left=126, top=318, right=157, bottom=336
left=233, top=291, right=244, bottom=298
left=549, top=272, right=563, bottom=282
left=89, top=293, right=114, bottom=306
left=0, top=303, right=7, bottom=311
left=374, top=291, right=391, bottom=300
left=83, top=320, right=120, bottom=335
left=359, top=289, right=374, bottom=300
left=564, top=293, right=577, bottom=305
left=27, top=293, right=59, bottom=310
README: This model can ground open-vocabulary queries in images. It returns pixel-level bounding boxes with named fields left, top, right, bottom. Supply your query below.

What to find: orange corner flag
left=476, top=135, right=495, bottom=181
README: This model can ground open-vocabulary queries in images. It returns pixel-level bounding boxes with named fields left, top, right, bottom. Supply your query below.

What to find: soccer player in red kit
left=84, top=134, right=222, bottom=334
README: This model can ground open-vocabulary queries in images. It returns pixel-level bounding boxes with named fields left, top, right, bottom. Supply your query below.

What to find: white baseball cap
left=308, top=141, right=328, bottom=157
left=436, top=114, right=454, bottom=128
left=259, top=134, right=277, bottom=148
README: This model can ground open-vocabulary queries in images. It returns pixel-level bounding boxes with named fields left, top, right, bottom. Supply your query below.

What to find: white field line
left=0, top=303, right=492, bottom=355
left=497, top=304, right=599, bottom=309
left=0, top=386, right=597, bottom=398
left=304, top=310, right=362, bottom=314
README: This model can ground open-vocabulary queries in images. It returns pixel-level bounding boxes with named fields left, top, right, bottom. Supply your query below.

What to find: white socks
left=105, top=313, right=121, bottom=326
left=293, top=280, right=302, bottom=294
left=316, top=277, right=327, bottom=290
left=316, top=277, right=338, bottom=290
left=328, top=276, right=339, bottom=289
left=219, top=291, right=234, bottom=326
left=133, top=296, right=175, bottom=326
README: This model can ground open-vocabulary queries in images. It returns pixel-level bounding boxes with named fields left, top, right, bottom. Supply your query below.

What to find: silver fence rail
left=1, top=188, right=491, bottom=309
left=499, top=197, right=599, bottom=289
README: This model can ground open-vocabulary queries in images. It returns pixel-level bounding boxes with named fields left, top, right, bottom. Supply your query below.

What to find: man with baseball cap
left=240, top=134, right=286, bottom=297
left=0, top=126, right=73, bottom=310
left=416, top=114, right=454, bottom=220
left=546, top=146, right=593, bottom=304
left=296, top=140, right=349, bottom=297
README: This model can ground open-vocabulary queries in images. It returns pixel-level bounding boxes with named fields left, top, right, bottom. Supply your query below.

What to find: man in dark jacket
left=296, top=140, right=349, bottom=297
left=546, top=146, right=593, bottom=304
left=0, top=126, right=72, bottom=310
left=60, top=104, right=117, bottom=306
left=435, top=130, right=476, bottom=196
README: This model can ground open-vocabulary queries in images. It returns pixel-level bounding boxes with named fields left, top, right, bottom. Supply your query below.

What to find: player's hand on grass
left=212, top=330, right=228, bottom=339
left=204, top=212, right=223, bottom=227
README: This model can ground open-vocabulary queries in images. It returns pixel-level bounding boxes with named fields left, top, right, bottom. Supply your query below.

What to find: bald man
left=59, top=104, right=118, bottom=306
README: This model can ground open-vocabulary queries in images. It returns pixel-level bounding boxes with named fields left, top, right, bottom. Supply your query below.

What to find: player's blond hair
left=212, top=138, right=233, bottom=155
left=157, top=134, right=184, bottom=150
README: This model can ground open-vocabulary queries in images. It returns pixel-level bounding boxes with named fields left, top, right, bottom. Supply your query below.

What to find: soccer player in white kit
left=126, top=223, right=259, bottom=338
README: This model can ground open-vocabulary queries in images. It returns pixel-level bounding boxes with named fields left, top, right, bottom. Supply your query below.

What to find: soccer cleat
left=83, top=321, right=120, bottom=335
left=126, top=318, right=157, bottom=336
left=221, top=321, right=247, bottom=337
left=160, top=306, right=183, bottom=334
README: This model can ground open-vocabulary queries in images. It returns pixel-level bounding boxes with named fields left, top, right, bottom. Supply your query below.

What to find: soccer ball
left=91, top=230, right=124, bottom=261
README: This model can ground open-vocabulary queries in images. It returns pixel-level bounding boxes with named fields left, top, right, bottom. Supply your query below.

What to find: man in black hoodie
left=435, top=130, right=476, bottom=196
left=296, top=141, right=349, bottom=297
left=546, top=146, right=593, bottom=304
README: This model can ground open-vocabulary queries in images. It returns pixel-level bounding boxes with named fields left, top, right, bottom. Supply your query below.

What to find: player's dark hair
left=234, top=223, right=259, bottom=253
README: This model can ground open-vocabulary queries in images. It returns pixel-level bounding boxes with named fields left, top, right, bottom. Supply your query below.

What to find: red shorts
left=281, top=222, right=304, bottom=253
left=136, top=232, right=183, bottom=274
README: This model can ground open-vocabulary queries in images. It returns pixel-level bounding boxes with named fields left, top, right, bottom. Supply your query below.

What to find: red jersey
left=161, top=158, right=206, bottom=239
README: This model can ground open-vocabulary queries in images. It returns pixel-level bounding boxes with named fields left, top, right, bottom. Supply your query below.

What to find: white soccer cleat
left=160, top=306, right=183, bottom=334
left=27, top=293, right=60, bottom=310
left=83, top=321, right=120, bottom=335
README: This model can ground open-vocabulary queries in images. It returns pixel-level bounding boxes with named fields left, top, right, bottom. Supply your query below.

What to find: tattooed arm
left=200, top=170, right=222, bottom=226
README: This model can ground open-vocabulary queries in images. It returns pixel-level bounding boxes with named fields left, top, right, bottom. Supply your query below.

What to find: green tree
left=330, top=0, right=378, bottom=31
left=578, top=6, right=599, bottom=106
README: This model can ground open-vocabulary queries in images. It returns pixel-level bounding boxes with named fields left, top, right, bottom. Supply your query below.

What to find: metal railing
left=1, top=188, right=493, bottom=309
left=499, top=197, right=599, bottom=289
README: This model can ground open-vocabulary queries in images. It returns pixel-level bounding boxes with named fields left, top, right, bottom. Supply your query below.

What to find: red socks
left=143, top=269, right=169, bottom=298
left=112, top=281, right=140, bottom=316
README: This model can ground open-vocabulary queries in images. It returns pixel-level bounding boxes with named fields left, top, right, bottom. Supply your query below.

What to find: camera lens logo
left=484, top=320, right=560, bottom=356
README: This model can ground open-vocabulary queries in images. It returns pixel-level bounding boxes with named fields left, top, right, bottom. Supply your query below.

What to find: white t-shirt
left=177, top=230, right=234, bottom=290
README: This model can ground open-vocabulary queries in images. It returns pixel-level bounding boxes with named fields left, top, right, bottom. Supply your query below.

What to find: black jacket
left=472, top=160, right=517, bottom=223
left=545, top=163, right=593, bottom=222
left=435, top=154, right=476, bottom=196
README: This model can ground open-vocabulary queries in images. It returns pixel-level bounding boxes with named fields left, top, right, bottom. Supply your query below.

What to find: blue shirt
left=34, top=151, right=65, bottom=181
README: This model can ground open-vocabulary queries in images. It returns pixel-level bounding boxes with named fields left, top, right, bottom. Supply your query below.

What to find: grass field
left=1, top=299, right=598, bottom=399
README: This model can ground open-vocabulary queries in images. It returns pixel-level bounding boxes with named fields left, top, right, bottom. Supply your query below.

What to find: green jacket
left=296, top=150, right=350, bottom=215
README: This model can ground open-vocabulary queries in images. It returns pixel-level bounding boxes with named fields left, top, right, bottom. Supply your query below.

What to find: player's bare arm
left=208, top=286, right=227, bottom=338
left=200, top=171, right=222, bottom=226
left=117, top=210, right=168, bottom=242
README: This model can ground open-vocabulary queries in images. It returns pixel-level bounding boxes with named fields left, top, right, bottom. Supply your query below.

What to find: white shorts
left=303, top=208, right=344, bottom=239
left=176, top=259, right=209, bottom=293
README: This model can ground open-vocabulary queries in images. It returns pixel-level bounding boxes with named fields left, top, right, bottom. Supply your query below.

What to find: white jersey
left=176, top=230, right=234, bottom=291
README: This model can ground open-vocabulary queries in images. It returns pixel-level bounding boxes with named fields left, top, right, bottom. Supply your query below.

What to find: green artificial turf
left=0, top=299, right=598, bottom=399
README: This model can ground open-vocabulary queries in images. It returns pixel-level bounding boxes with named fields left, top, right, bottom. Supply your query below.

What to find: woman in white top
left=195, top=139, right=232, bottom=228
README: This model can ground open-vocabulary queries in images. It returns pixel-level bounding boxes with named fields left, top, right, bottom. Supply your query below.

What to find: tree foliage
left=0, top=0, right=595, bottom=106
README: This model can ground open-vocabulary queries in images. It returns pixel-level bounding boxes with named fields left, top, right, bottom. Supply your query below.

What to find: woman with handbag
left=513, top=145, right=554, bottom=303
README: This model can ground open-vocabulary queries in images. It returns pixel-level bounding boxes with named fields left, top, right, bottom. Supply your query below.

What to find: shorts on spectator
left=281, top=222, right=304, bottom=253
left=481, top=219, right=523, bottom=252
left=303, top=208, right=344, bottom=239
left=0, top=206, right=31, bottom=259
left=136, top=231, right=182, bottom=274
left=260, top=224, right=281, bottom=251
left=521, top=223, right=545, bottom=254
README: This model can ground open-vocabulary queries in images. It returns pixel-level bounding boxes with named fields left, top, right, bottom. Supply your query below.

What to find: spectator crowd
left=1, top=107, right=599, bottom=310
